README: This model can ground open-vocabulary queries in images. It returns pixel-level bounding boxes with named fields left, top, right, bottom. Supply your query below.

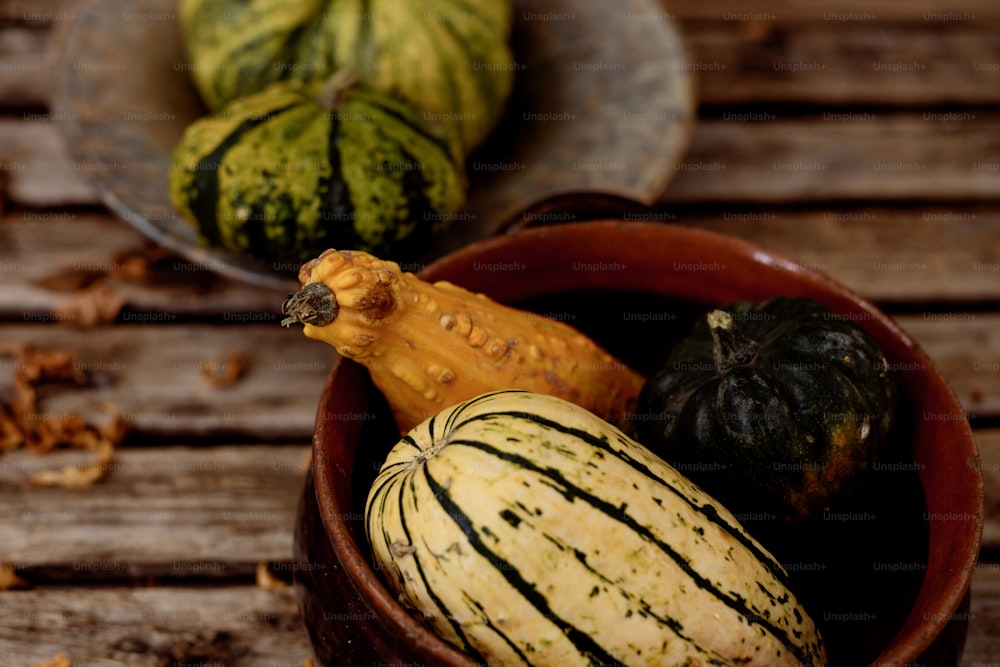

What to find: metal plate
left=52, top=0, right=694, bottom=290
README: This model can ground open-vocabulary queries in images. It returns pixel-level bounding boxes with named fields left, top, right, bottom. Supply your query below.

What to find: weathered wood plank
left=0, top=572, right=997, bottom=666
left=0, top=122, right=97, bottom=207
left=962, top=563, right=1000, bottom=667
left=663, top=113, right=1000, bottom=203
left=665, top=0, right=1000, bottom=23
left=0, top=27, right=53, bottom=109
left=0, top=211, right=287, bottom=317
left=0, top=585, right=314, bottom=667
left=674, top=206, right=1000, bottom=304
left=0, top=445, right=310, bottom=567
left=0, top=324, right=332, bottom=439
left=664, top=2, right=1000, bottom=26
left=683, top=23, right=1000, bottom=106
left=0, top=0, right=81, bottom=23
left=894, top=315, right=1000, bottom=422
left=976, top=430, right=1000, bottom=555
left=5, top=0, right=1000, bottom=24
left=4, top=112, right=1000, bottom=210
left=3, top=207, right=1000, bottom=314
left=4, top=1, right=1000, bottom=109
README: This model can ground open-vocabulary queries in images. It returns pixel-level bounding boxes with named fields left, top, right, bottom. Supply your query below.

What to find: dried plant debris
left=0, top=563, right=30, bottom=591
left=26, top=426, right=120, bottom=489
left=0, top=405, right=23, bottom=451
left=201, top=350, right=246, bottom=389
left=29, top=653, right=71, bottom=667
left=255, top=561, right=289, bottom=590
left=0, top=345, right=130, bottom=488
left=53, top=280, right=127, bottom=328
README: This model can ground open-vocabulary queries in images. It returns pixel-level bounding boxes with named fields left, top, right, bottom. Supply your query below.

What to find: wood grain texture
left=0, top=211, right=287, bottom=317
left=664, top=113, right=1000, bottom=203
left=977, top=430, right=1000, bottom=555
left=4, top=3, right=1000, bottom=110
left=666, top=0, right=1000, bottom=22
left=4, top=112, right=1000, bottom=211
left=963, top=563, right=1000, bottom=667
left=894, top=315, right=1000, bottom=421
left=3, top=207, right=999, bottom=314
left=0, top=445, right=309, bottom=568
left=675, top=206, right=1000, bottom=304
left=0, top=122, right=97, bottom=207
left=6, top=0, right=995, bottom=23
left=0, top=0, right=82, bottom=23
left=0, top=27, right=53, bottom=109
left=683, top=22, right=1000, bottom=106
left=0, top=585, right=314, bottom=667
left=0, top=324, right=332, bottom=439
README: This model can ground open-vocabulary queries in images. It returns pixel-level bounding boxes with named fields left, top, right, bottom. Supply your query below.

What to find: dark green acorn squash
left=168, top=74, right=466, bottom=265
left=634, top=297, right=895, bottom=524
left=178, top=0, right=515, bottom=153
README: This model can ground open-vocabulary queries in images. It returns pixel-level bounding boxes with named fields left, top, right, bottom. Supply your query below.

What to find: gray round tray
left=53, top=0, right=694, bottom=290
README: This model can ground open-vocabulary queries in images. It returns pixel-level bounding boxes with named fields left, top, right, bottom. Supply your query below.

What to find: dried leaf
left=0, top=406, right=23, bottom=451
left=95, top=405, right=130, bottom=444
left=201, top=350, right=245, bottom=389
left=15, top=347, right=86, bottom=386
left=110, top=244, right=174, bottom=281
left=53, top=280, right=126, bottom=328
left=303, top=659, right=316, bottom=667
left=110, top=254, right=151, bottom=281
left=0, top=564, right=30, bottom=591
left=25, top=406, right=128, bottom=488
left=23, top=411, right=92, bottom=454
left=0, top=340, right=27, bottom=357
left=26, top=437, right=115, bottom=488
left=742, top=19, right=775, bottom=40
left=30, top=653, right=71, bottom=667
left=255, top=561, right=289, bottom=590
left=0, top=345, right=129, bottom=489
left=31, top=265, right=103, bottom=292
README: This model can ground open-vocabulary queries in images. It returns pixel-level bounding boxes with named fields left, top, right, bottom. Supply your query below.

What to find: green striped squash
left=168, top=77, right=466, bottom=265
left=178, top=0, right=515, bottom=152
left=366, top=390, right=828, bottom=667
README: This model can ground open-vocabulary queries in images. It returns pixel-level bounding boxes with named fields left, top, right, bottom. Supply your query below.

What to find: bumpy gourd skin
left=635, top=297, right=896, bottom=524
left=282, top=249, right=645, bottom=433
left=169, top=80, right=466, bottom=265
left=179, top=0, right=515, bottom=152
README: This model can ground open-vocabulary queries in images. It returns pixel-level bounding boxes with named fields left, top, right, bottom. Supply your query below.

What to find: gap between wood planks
left=0, top=584, right=314, bottom=667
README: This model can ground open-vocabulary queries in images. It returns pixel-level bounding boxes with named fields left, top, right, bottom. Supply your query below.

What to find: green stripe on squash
left=168, top=75, right=466, bottom=265
left=178, top=0, right=514, bottom=153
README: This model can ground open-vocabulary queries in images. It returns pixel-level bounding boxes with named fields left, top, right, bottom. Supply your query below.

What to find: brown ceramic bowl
left=294, top=221, right=983, bottom=666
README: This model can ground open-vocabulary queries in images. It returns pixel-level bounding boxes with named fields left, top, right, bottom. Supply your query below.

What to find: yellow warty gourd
left=280, top=249, right=644, bottom=433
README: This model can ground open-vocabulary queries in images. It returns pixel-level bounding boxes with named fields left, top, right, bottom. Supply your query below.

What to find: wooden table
left=1, top=1, right=998, bottom=664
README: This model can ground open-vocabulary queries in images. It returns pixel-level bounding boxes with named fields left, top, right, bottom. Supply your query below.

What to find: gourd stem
left=707, top=309, right=759, bottom=370
left=280, top=282, right=339, bottom=327
left=315, top=69, right=360, bottom=111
